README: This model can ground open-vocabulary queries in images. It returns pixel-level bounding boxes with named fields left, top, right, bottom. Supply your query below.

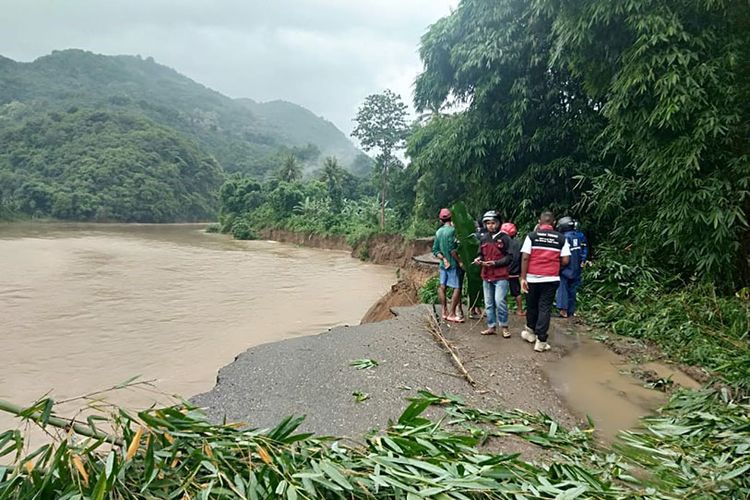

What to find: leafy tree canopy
left=0, top=106, right=223, bottom=221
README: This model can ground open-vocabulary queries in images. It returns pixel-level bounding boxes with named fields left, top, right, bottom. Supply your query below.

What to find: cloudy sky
left=0, top=0, right=457, bottom=135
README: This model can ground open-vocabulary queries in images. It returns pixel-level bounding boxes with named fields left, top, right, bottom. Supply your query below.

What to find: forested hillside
left=0, top=49, right=367, bottom=221
left=0, top=107, right=223, bottom=221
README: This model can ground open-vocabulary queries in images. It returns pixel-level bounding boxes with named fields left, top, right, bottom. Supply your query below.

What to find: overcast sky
left=0, top=0, right=457, bottom=136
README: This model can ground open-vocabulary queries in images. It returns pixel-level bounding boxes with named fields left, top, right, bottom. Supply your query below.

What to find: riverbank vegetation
left=216, top=155, right=417, bottom=245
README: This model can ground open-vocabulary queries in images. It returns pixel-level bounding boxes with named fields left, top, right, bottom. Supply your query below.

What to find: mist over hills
left=0, top=49, right=370, bottom=221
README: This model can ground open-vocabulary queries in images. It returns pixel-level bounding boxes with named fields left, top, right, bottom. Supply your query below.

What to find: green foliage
left=275, top=155, right=303, bottom=183
left=581, top=247, right=750, bottom=392
left=419, top=275, right=440, bottom=304
left=230, top=218, right=257, bottom=240
left=411, top=0, right=750, bottom=289
left=0, top=107, right=223, bottom=221
left=451, top=202, right=482, bottom=310
left=219, top=175, right=264, bottom=217
left=0, top=50, right=367, bottom=179
left=318, top=156, right=352, bottom=212
left=216, top=167, right=398, bottom=246
left=532, top=0, right=750, bottom=287
left=268, top=181, right=305, bottom=216
left=352, top=89, right=410, bottom=229
left=1, top=388, right=747, bottom=498
left=411, top=0, right=606, bottom=233
left=349, top=358, right=379, bottom=370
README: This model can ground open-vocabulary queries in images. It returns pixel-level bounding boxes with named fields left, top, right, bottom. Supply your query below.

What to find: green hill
left=0, top=49, right=369, bottom=221
left=0, top=106, right=223, bottom=221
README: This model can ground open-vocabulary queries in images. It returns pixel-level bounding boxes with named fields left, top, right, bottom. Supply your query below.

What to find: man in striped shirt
left=520, top=212, right=571, bottom=352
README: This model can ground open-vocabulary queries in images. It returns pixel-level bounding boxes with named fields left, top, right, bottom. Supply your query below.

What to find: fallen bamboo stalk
left=0, top=399, right=124, bottom=446
left=426, top=313, right=476, bottom=387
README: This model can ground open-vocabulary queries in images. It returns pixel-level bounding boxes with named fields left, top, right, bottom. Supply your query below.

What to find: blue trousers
left=556, top=276, right=580, bottom=315
left=483, top=279, right=509, bottom=328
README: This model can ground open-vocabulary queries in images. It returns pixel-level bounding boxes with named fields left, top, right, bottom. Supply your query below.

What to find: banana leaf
left=451, top=201, right=482, bottom=310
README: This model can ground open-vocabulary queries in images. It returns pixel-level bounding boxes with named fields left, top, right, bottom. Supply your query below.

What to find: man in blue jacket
left=555, top=216, right=585, bottom=318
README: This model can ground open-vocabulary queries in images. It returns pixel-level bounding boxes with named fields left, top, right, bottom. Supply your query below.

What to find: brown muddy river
left=0, top=223, right=395, bottom=431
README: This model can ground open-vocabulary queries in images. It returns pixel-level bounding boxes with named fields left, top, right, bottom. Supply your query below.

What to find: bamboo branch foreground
left=0, top=399, right=123, bottom=446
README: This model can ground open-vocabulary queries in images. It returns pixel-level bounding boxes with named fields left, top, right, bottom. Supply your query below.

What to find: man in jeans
left=520, top=212, right=570, bottom=352
left=472, top=211, right=512, bottom=337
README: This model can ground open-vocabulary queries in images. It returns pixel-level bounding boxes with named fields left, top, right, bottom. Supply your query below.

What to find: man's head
left=482, top=210, right=501, bottom=233
left=539, top=211, right=555, bottom=227
left=438, top=208, right=452, bottom=223
left=556, top=216, right=575, bottom=232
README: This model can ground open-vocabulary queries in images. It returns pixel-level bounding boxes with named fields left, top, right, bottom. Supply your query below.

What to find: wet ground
left=193, top=304, right=702, bottom=447
left=440, top=309, right=702, bottom=442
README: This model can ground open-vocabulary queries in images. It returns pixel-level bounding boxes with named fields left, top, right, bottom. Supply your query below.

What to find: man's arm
left=520, top=235, right=532, bottom=293
left=580, top=233, right=589, bottom=263
left=492, top=234, right=513, bottom=267
left=560, top=239, right=571, bottom=267
left=520, top=253, right=530, bottom=293
left=450, top=248, right=463, bottom=268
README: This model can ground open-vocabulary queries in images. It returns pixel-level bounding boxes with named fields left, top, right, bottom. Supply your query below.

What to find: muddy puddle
left=544, top=331, right=701, bottom=442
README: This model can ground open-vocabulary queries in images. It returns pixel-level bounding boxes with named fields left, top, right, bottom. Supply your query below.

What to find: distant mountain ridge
left=236, top=98, right=361, bottom=167
left=0, top=49, right=366, bottom=176
left=0, top=49, right=370, bottom=222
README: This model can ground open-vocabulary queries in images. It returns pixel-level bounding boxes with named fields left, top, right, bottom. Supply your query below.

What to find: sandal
left=446, top=315, right=466, bottom=323
left=481, top=328, right=496, bottom=335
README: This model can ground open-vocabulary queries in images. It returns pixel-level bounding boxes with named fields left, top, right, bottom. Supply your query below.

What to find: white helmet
left=482, top=210, right=500, bottom=223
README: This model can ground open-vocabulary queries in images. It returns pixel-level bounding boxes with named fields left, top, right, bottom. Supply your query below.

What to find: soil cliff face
left=257, top=229, right=437, bottom=323
left=258, top=229, right=350, bottom=251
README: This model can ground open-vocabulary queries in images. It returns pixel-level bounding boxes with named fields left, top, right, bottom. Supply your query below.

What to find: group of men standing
left=432, top=209, right=588, bottom=353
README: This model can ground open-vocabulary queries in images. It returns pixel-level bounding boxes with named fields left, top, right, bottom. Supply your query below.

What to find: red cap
left=438, top=208, right=451, bottom=220
left=500, top=222, right=517, bottom=237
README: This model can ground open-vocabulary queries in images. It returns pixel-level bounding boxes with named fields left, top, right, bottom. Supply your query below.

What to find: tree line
left=226, top=0, right=748, bottom=292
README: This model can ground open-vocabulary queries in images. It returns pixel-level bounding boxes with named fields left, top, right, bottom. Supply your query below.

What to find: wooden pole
left=425, top=313, right=477, bottom=387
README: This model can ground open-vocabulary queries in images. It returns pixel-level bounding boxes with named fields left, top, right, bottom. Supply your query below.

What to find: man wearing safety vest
left=519, top=211, right=571, bottom=352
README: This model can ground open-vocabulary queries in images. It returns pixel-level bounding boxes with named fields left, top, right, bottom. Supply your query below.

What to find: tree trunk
left=380, top=165, right=388, bottom=230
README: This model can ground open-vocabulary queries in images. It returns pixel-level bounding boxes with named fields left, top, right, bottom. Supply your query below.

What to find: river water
left=0, top=223, right=395, bottom=432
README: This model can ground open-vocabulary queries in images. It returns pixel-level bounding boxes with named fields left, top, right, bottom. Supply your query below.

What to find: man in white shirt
left=520, top=212, right=571, bottom=352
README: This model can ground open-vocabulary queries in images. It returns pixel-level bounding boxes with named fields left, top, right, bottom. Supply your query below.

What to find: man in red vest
left=520, top=212, right=571, bottom=352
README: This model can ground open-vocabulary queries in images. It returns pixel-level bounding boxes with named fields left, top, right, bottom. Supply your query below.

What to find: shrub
left=230, top=218, right=257, bottom=240
left=419, top=275, right=440, bottom=304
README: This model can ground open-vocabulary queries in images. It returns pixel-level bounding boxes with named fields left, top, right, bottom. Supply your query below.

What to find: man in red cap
left=432, top=208, right=464, bottom=322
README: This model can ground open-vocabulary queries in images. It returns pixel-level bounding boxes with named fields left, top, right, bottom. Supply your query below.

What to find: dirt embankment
left=258, top=229, right=438, bottom=323
left=257, top=229, right=350, bottom=251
